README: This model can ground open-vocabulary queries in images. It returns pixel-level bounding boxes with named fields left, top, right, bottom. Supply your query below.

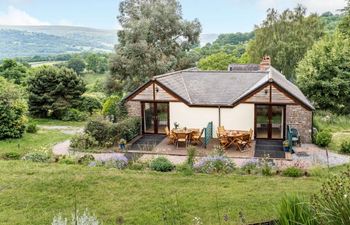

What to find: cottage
left=124, top=57, right=314, bottom=144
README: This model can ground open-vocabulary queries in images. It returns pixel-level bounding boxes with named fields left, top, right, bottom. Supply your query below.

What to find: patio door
left=142, top=102, right=169, bottom=134
left=255, top=105, right=285, bottom=140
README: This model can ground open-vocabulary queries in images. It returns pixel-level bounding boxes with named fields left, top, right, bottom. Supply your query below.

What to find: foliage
left=248, top=5, right=323, bottom=80
left=67, top=57, right=85, bottom=75
left=52, top=209, right=100, bottom=225
left=312, top=167, right=350, bottom=225
left=0, top=59, right=28, bottom=85
left=22, top=150, right=51, bottom=163
left=113, top=117, right=141, bottom=141
left=210, top=145, right=225, bottom=156
left=61, top=108, right=88, bottom=122
left=104, top=155, right=128, bottom=169
left=27, top=66, right=86, bottom=119
left=186, top=146, right=197, bottom=167
left=0, top=77, right=27, bottom=139
left=70, top=133, right=99, bottom=151
left=128, top=162, right=146, bottom=170
left=176, top=163, right=194, bottom=176
left=1, top=152, right=21, bottom=160
left=198, top=52, right=239, bottom=70
left=260, top=155, right=273, bottom=176
left=108, top=0, right=202, bottom=94
left=282, top=167, right=304, bottom=177
left=241, top=160, right=258, bottom=175
left=79, top=94, right=102, bottom=115
left=338, top=0, right=350, bottom=37
left=26, top=123, right=38, bottom=133
left=296, top=32, right=350, bottom=114
left=85, top=53, right=108, bottom=73
left=213, top=32, right=254, bottom=46
left=320, top=12, right=343, bottom=33
left=150, top=157, right=175, bottom=172
left=102, top=95, right=127, bottom=122
left=315, top=129, right=332, bottom=147
left=194, top=155, right=235, bottom=174
left=276, top=195, right=316, bottom=225
left=58, top=155, right=76, bottom=165
left=340, top=141, right=350, bottom=154
left=77, top=154, right=95, bottom=165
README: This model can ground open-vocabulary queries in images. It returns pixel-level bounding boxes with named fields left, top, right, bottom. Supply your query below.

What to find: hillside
left=0, top=25, right=218, bottom=59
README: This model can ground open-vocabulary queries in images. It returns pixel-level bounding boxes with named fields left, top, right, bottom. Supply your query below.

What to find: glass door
left=255, top=105, right=269, bottom=138
left=255, top=105, right=285, bottom=139
left=143, top=102, right=169, bottom=134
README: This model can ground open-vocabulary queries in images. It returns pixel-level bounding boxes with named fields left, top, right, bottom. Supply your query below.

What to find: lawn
left=0, top=161, right=343, bottom=225
left=0, top=130, right=71, bottom=155
left=314, top=112, right=350, bottom=152
left=83, top=72, right=108, bottom=92
left=30, top=118, right=86, bottom=127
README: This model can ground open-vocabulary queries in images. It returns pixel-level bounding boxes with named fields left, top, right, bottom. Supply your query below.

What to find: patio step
left=255, top=140, right=285, bottom=159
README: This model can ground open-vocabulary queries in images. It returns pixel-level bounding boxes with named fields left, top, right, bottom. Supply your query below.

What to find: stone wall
left=286, top=105, right=313, bottom=143
left=126, top=101, right=141, bottom=117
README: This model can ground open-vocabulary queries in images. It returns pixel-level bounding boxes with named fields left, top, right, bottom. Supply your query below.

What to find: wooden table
left=224, top=131, right=246, bottom=150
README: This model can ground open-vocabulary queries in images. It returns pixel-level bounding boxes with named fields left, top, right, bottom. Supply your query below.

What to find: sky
left=0, top=0, right=347, bottom=34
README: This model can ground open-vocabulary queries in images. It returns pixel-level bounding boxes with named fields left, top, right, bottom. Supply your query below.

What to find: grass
left=0, top=161, right=345, bottom=225
left=30, top=118, right=86, bottom=127
left=314, top=112, right=350, bottom=153
left=0, top=130, right=71, bottom=155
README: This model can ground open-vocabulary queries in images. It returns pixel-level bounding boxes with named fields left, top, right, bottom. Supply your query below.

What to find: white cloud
left=0, top=6, right=50, bottom=26
left=257, top=0, right=347, bottom=14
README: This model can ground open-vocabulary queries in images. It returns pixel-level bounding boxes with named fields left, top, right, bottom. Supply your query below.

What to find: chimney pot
left=260, top=55, right=271, bottom=71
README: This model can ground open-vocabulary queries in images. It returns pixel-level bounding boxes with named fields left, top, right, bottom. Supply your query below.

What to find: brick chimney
left=259, top=55, right=271, bottom=71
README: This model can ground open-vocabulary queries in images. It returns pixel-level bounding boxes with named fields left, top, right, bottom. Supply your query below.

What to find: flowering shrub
left=194, top=155, right=235, bottom=174
left=104, top=155, right=128, bottom=169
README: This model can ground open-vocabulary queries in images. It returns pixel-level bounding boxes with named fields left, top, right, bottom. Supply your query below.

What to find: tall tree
left=198, top=52, right=248, bottom=71
left=338, top=0, right=350, bottom=36
left=108, top=0, right=202, bottom=94
left=27, top=66, right=86, bottom=119
left=247, top=5, right=324, bottom=80
left=67, top=57, right=86, bottom=75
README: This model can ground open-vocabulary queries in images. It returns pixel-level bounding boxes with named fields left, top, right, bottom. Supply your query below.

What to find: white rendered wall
left=169, top=102, right=254, bottom=138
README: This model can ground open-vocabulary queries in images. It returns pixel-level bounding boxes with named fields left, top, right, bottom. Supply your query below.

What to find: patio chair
left=165, top=127, right=176, bottom=144
left=234, top=130, right=253, bottom=152
left=191, top=128, right=204, bottom=145
left=175, top=132, right=188, bottom=148
left=217, top=126, right=226, bottom=137
left=219, top=135, right=230, bottom=149
left=291, top=128, right=301, bottom=147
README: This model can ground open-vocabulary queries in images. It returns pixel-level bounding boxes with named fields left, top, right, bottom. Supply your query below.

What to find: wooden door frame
left=141, top=101, right=170, bottom=134
left=254, top=104, right=286, bottom=140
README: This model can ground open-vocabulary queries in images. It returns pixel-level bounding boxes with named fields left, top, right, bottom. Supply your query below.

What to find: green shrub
left=85, top=118, right=112, bottom=143
left=340, top=140, right=350, bottom=153
left=312, top=168, right=350, bottom=225
left=1, top=152, right=21, bottom=160
left=26, top=123, right=38, bottom=133
left=22, top=151, right=51, bottom=163
left=260, top=156, right=272, bottom=176
left=282, top=167, right=304, bottom=177
left=77, top=154, right=95, bottom=165
left=150, top=157, right=175, bottom=172
left=277, top=195, right=317, bottom=225
left=79, top=94, right=102, bottom=115
left=114, top=117, right=141, bottom=141
left=241, top=161, right=258, bottom=175
left=58, top=155, right=76, bottom=165
left=176, top=163, right=194, bottom=176
left=129, top=162, right=146, bottom=170
left=61, top=108, right=88, bottom=121
left=70, top=133, right=98, bottom=151
left=186, top=146, right=197, bottom=167
left=102, top=95, right=127, bottom=122
left=316, top=129, right=332, bottom=147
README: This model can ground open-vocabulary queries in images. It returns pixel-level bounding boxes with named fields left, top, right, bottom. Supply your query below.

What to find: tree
left=27, top=66, right=86, bottom=119
left=338, top=0, right=350, bottom=36
left=198, top=52, right=238, bottom=70
left=67, top=57, right=85, bottom=75
left=108, top=0, right=202, bottom=94
left=296, top=32, right=350, bottom=114
left=85, top=53, right=108, bottom=73
left=0, top=77, right=27, bottom=139
left=247, top=5, right=324, bottom=80
left=213, top=32, right=254, bottom=46
left=0, top=59, right=28, bottom=85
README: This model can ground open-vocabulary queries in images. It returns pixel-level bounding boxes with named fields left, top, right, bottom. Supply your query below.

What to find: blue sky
left=0, top=0, right=346, bottom=33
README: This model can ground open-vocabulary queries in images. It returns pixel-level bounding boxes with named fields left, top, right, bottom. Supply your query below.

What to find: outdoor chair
left=217, top=126, right=226, bottom=137
left=291, top=128, right=301, bottom=147
left=219, top=135, right=230, bottom=149
left=175, top=132, right=188, bottom=148
left=191, top=128, right=204, bottom=145
left=234, top=129, right=253, bottom=152
left=165, top=127, right=176, bottom=144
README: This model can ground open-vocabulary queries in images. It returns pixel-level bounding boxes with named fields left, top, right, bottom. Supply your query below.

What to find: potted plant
left=283, top=140, right=289, bottom=152
left=174, top=122, right=179, bottom=129
left=119, top=139, right=127, bottom=151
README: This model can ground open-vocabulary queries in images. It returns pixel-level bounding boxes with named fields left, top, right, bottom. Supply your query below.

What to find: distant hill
left=0, top=25, right=219, bottom=59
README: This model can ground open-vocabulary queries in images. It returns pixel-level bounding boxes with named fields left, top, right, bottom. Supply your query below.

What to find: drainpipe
left=218, top=106, right=221, bottom=127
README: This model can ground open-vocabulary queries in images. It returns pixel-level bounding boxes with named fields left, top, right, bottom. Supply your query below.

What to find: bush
left=61, top=108, right=88, bottom=121
left=77, top=154, right=95, bottom=165
left=114, top=117, right=141, bottom=141
left=340, top=140, right=350, bottom=153
left=26, top=123, right=38, bottom=133
left=70, top=133, right=99, bottom=151
left=129, top=162, right=146, bottom=170
left=316, top=129, right=332, bottom=147
left=1, top=152, right=21, bottom=160
left=104, top=155, right=128, bottom=169
left=102, top=95, right=127, bottom=122
left=186, top=146, right=197, bottom=167
left=176, top=163, right=194, bottom=176
left=260, top=156, right=273, bottom=176
left=241, top=160, right=258, bottom=175
left=312, top=168, right=350, bottom=225
left=282, top=167, right=304, bottom=177
left=79, top=94, right=102, bottom=115
left=22, top=151, right=51, bottom=162
left=194, top=155, right=236, bottom=174
left=150, top=157, right=175, bottom=172
left=277, top=195, right=316, bottom=225
left=58, top=155, right=76, bottom=165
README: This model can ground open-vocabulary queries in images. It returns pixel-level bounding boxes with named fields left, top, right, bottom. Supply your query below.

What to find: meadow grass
left=30, top=118, right=86, bottom=127
left=0, top=161, right=345, bottom=225
left=0, top=130, right=71, bottom=154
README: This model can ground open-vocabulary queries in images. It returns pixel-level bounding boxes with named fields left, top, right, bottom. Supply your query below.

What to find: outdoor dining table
left=224, top=130, right=246, bottom=149
left=172, top=128, right=198, bottom=141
